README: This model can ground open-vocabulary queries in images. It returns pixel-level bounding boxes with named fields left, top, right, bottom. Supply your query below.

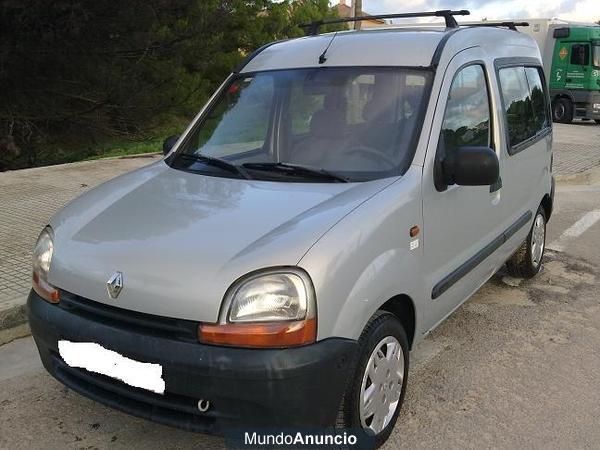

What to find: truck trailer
left=516, top=19, right=600, bottom=124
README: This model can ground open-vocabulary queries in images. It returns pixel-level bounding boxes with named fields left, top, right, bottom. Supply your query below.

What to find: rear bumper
left=27, top=290, right=357, bottom=434
left=576, top=91, right=600, bottom=119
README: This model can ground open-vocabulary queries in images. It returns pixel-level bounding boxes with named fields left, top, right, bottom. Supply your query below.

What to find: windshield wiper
left=178, top=153, right=251, bottom=179
left=242, top=162, right=349, bottom=183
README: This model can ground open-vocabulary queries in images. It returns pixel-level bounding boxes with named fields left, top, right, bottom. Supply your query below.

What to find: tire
left=595, top=119, right=600, bottom=125
left=506, top=206, right=546, bottom=278
left=337, top=311, right=409, bottom=448
left=552, top=98, right=573, bottom=123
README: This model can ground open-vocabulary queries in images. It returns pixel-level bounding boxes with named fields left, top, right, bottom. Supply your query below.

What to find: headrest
left=310, top=108, right=346, bottom=138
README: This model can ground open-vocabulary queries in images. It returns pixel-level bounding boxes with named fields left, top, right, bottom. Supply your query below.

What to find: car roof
left=239, top=26, right=539, bottom=73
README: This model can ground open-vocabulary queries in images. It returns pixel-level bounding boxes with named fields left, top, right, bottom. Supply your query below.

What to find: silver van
left=28, top=10, right=554, bottom=447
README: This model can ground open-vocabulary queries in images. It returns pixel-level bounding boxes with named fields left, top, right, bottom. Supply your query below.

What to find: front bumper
left=27, top=290, right=357, bottom=434
left=580, top=92, right=600, bottom=119
left=587, top=99, right=600, bottom=120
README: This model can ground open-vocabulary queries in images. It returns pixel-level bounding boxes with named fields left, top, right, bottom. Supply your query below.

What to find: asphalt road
left=1, top=173, right=600, bottom=449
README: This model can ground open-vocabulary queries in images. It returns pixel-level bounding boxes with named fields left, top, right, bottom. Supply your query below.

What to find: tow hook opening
left=197, top=399, right=211, bottom=412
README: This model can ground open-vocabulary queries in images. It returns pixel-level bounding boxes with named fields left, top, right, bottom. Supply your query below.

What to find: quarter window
left=440, top=65, right=491, bottom=158
left=498, top=66, right=550, bottom=151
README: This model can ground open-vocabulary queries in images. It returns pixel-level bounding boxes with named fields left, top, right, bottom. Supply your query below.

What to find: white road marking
left=548, top=210, right=600, bottom=252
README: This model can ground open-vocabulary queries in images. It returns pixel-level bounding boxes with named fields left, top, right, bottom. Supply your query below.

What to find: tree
left=0, top=0, right=341, bottom=169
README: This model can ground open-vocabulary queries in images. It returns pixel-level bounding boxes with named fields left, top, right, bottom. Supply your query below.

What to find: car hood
left=49, top=161, right=395, bottom=322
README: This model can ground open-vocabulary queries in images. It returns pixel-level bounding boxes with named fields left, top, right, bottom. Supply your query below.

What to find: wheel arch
left=551, top=91, right=574, bottom=104
left=541, top=193, right=553, bottom=220
left=377, top=294, right=417, bottom=350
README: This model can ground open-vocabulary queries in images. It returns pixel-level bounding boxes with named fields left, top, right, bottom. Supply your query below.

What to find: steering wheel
left=345, top=146, right=396, bottom=168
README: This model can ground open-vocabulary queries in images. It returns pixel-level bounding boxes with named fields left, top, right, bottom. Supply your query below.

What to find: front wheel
left=552, top=98, right=573, bottom=123
left=337, top=311, right=409, bottom=448
left=595, top=119, right=600, bottom=125
left=506, top=206, right=546, bottom=278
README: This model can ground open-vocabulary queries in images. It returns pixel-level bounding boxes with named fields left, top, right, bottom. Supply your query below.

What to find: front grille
left=58, top=290, right=199, bottom=343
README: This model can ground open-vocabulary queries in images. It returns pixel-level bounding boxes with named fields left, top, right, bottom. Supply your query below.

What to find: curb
left=0, top=152, right=161, bottom=176
left=555, top=164, right=600, bottom=186
left=0, top=298, right=29, bottom=345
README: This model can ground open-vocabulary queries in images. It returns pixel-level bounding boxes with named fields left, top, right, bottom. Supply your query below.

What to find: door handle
left=490, top=176, right=502, bottom=193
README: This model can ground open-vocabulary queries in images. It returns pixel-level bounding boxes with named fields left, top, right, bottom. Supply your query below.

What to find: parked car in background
left=28, top=10, right=554, bottom=448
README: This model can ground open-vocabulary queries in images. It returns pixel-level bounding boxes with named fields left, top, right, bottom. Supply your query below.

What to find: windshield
left=594, top=45, right=600, bottom=68
left=169, top=67, right=432, bottom=182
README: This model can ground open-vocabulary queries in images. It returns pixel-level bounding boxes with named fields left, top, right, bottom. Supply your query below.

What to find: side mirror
left=162, top=135, right=180, bottom=155
left=443, top=146, right=499, bottom=187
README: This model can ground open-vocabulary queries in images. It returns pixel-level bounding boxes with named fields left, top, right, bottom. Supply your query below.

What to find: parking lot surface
left=0, top=124, right=599, bottom=449
left=552, top=122, right=600, bottom=174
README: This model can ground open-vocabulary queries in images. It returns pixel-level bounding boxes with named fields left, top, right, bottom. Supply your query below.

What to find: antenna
left=318, top=32, right=338, bottom=64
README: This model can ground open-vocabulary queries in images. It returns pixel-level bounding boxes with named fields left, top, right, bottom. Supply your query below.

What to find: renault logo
left=106, top=271, right=124, bottom=299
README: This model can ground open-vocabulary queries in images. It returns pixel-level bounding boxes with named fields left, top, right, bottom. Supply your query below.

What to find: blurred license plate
left=58, top=340, right=165, bottom=394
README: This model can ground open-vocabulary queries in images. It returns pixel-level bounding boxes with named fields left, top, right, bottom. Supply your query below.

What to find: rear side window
left=498, top=66, right=550, bottom=151
left=440, top=65, right=491, bottom=157
left=524, top=67, right=551, bottom=132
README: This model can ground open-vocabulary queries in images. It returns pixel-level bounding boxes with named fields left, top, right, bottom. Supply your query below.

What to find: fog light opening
left=197, top=399, right=211, bottom=412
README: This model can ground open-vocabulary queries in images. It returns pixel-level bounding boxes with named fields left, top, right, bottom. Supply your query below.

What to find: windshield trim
left=167, top=66, right=434, bottom=182
left=242, top=162, right=349, bottom=183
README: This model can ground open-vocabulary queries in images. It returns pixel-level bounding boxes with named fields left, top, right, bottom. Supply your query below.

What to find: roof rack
left=299, top=10, right=470, bottom=36
left=460, top=21, right=529, bottom=31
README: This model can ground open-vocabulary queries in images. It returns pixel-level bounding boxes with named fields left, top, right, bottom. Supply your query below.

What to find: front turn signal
left=198, top=318, right=317, bottom=348
left=32, top=271, right=60, bottom=303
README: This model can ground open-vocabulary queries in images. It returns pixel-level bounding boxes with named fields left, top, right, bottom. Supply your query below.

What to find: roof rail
left=461, top=21, right=530, bottom=31
left=299, top=10, right=470, bottom=36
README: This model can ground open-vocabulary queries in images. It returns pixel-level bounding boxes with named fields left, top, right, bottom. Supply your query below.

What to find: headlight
left=199, top=268, right=316, bottom=348
left=228, top=272, right=309, bottom=322
left=32, top=226, right=59, bottom=303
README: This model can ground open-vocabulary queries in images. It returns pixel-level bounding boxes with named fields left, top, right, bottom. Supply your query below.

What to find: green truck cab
left=550, top=26, right=600, bottom=122
left=519, top=20, right=600, bottom=124
left=519, top=19, right=600, bottom=124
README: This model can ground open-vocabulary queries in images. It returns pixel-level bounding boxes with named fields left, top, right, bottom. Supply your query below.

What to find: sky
left=352, top=0, right=600, bottom=23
